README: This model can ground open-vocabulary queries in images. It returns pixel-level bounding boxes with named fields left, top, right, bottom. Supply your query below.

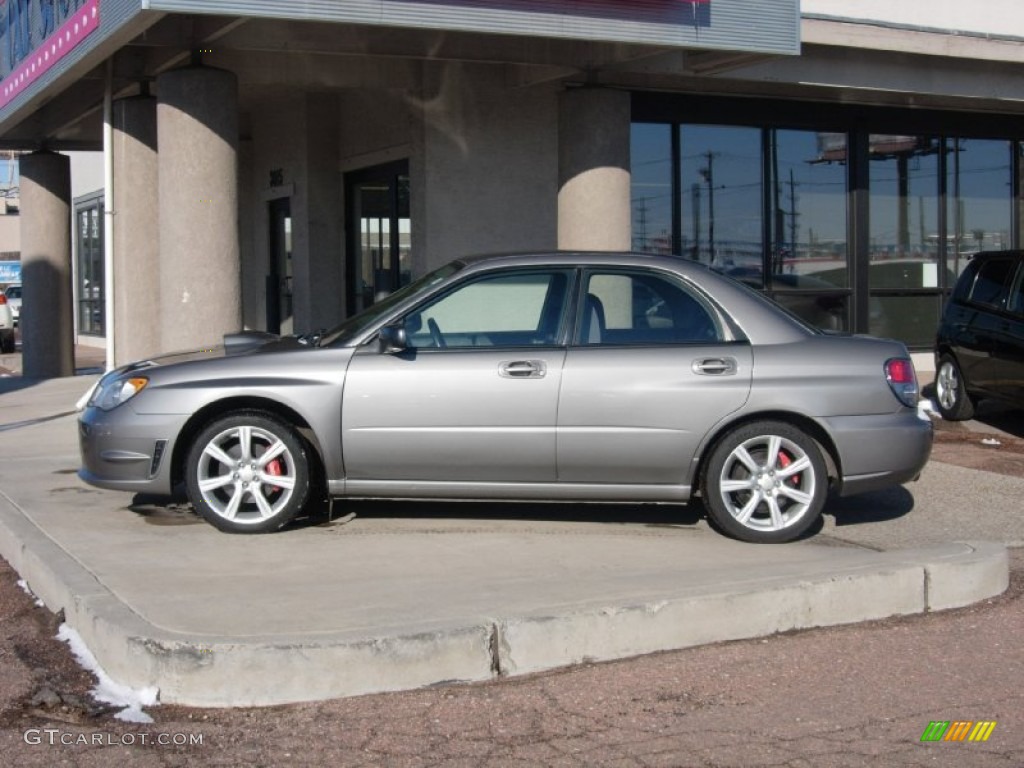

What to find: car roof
left=458, top=250, right=685, bottom=265
left=968, top=250, right=1024, bottom=262
left=455, top=251, right=736, bottom=280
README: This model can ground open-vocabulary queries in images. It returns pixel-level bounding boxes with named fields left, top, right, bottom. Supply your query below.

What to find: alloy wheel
left=716, top=433, right=817, bottom=533
left=195, top=424, right=298, bottom=525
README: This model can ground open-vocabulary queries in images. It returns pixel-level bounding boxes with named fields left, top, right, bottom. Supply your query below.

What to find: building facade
left=1, top=0, right=1022, bottom=374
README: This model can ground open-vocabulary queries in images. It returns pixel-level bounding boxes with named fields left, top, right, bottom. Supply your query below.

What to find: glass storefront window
left=948, top=138, right=1013, bottom=277
left=629, top=110, right=1023, bottom=349
left=767, top=130, right=849, bottom=289
left=773, top=292, right=850, bottom=334
left=869, top=294, right=941, bottom=348
left=679, top=125, right=762, bottom=273
left=867, top=135, right=942, bottom=344
left=631, top=124, right=673, bottom=254
left=868, top=135, right=941, bottom=290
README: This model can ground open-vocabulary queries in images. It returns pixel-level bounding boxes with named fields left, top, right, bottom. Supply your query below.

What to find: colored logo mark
left=921, top=721, right=997, bottom=743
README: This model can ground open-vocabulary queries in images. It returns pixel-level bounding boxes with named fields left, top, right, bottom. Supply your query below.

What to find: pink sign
left=1, top=0, right=101, bottom=109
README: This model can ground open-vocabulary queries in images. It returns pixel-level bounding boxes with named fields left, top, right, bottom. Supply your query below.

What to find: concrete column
left=113, top=94, right=160, bottom=364
left=19, top=151, right=74, bottom=378
left=557, top=87, right=631, bottom=251
left=157, top=66, right=240, bottom=352
left=299, top=93, right=343, bottom=332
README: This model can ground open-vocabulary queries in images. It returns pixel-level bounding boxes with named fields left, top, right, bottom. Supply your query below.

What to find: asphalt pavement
left=0, top=371, right=1013, bottom=709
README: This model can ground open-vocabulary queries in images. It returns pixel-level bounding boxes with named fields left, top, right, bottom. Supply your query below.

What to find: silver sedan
left=78, top=252, right=932, bottom=543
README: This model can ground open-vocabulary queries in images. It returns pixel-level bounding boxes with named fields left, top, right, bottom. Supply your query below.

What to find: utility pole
left=788, top=169, right=799, bottom=260
left=699, top=152, right=716, bottom=263
left=691, top=183, right=701, bottom=260
left=635, top=197, right=648, bottom=251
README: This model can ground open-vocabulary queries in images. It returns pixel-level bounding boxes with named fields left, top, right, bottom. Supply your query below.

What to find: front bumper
left=819, top=410, right=933, bottom=497
left=78, top=406, right=189, bottom=495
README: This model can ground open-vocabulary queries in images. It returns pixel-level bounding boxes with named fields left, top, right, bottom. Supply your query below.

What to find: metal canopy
left=0, top=0, right=798, bottom=149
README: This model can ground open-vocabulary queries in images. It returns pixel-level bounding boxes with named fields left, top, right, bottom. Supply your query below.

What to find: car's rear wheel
left=703, top=421, right=827, bottom=544
left=186, top=412, right=310, bottom=533
left=0, top=330, right=14, bottom=354
left=934, top=355, right=975, bottom=421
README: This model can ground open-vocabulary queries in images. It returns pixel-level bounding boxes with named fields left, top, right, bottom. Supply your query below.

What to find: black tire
left=0, top=331, right=13, bottom=354
left=185, top=411, right=311, bottom=533
left=703, top=421, right=828, bottom=544
left=934, top=354, right=975, bottom=421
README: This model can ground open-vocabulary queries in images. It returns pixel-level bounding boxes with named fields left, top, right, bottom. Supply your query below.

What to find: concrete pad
left=0, top=376, right=1011, bottom=707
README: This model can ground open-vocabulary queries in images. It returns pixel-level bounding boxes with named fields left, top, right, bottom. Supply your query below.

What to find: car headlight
left=90, top=376, right=149, bottom=411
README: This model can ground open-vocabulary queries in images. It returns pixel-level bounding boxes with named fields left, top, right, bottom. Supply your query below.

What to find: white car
left=0, top=289, right=14, bottom=353
left=4, top=283, right=19, bottom=325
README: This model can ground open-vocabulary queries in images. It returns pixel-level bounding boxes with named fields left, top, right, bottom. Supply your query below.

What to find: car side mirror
left=379, top=324, right=408, bottom=354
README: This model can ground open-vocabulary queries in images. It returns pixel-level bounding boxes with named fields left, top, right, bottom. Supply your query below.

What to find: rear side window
left=577, top=270, right=720, bottom=345
left=1007, top=265, right=1024, bottom=317
left=967, top=258, right=1015, bottom=308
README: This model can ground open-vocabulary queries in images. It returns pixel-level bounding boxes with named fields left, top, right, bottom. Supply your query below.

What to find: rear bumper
left=818, top=410, right=933, bottom=497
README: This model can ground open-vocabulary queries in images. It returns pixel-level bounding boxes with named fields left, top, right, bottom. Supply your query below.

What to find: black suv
left=935, top=250, right=1024, bottom=420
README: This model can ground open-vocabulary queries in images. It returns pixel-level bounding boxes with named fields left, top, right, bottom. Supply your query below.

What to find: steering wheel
left=427, top=318, right=447, bottom=348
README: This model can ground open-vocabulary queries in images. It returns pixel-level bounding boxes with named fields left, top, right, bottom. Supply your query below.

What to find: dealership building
left=1, top=0, right=1023, bottom=375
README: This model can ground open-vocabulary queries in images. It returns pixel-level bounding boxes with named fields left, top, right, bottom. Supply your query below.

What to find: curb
left=0, top=484, right=1008, bottom=707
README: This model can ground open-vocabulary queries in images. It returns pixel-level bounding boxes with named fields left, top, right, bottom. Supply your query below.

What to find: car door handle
left=499, top=360, right=547, bottom=379
left=692, top=357, right=737, bottom=376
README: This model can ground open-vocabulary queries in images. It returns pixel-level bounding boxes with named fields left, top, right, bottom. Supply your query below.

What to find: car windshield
left=320, top=262, right=464, bottom=346
left=4, top=286, right=18, bottom=299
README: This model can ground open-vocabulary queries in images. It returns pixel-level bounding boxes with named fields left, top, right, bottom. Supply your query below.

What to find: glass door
left=266, top=198, right=293, bottom=335
left=76, top=196, right=104, bottom=336
left=345, top=160, right=411, bottom=315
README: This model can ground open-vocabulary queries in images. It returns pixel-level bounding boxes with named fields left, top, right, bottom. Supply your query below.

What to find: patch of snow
left=16, top=578, right=44, bottom=607
left=917, top=398, right=937, bottom=421
left=56, top=624, right=159, bottom=723
left=981, top=437, right=1002, bottom=447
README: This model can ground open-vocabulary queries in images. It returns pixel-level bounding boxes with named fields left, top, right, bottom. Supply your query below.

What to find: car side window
left=404, top=270, right=571, bottom=349
left=577, top=270, right=720, bottom=345
left=968, top=258, right=1015, bottom=308
left=1007, top=264, right=1024, bottom=317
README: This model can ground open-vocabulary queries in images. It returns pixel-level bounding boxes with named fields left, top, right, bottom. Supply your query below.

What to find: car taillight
left=0, top=294, right=6, bottom=305
left=885, top=357, right=918, bottom=408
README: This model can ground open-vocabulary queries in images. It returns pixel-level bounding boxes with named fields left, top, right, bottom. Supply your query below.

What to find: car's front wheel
left=186, top=412, right=311, bottom=533
left=703, top=421, right=828, bottom=544
left=934, top=354, right=975, bottom=421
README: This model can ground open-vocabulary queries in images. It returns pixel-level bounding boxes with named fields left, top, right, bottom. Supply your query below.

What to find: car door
left=960, top=256, right=1018, bottom=396
left=989, top=260, right=1024, bottom=403
left=558, top=268, right=752, bottom=486
left=342, top=268, right=573, bottom=484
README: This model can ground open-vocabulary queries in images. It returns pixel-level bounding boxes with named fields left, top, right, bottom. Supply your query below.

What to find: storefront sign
left=0, top=260, right=20, bottom=283
left=0, top=0, right=100, bottom=109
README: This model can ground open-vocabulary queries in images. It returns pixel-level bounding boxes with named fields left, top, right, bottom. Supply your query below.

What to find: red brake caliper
left=265, top=459, right=283, bottom=493
left=778, top=451, right=798, bottom=486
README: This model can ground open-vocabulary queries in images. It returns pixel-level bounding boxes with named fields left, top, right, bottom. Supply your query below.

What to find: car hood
left=115, top=332, right=306, bottom=375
